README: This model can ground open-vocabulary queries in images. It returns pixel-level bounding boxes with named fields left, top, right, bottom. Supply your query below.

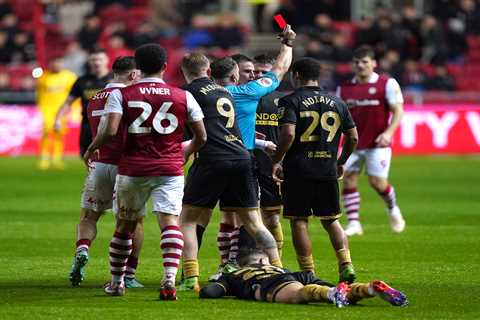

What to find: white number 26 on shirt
left=128, top=101, right=178, bottom=134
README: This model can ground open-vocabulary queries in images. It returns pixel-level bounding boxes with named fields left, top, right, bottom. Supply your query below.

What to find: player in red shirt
left=69, top=56, right=145, bottom=288
left=337, top=46, right=406, bottom=236
left=84, top=44, right=207, bottom=298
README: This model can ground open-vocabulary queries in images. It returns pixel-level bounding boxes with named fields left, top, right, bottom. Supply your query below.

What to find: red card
left=274, top=14, right=287, bottom=29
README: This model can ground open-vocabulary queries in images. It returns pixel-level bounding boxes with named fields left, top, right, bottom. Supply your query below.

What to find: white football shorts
left=81, top=162, right=118, bottom=212
left=344, top=147, right=392, bottom=178
left=114, top=174, right=184, bottom=221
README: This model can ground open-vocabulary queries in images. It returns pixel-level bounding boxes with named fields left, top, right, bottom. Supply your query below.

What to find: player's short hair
left=254, top=54, right=275, bottom=65
left=181, top=52, right=210, bottom=77
left=88, top=47, right=107, bottom=56
left=231, top=53, right=253, bottom=64
left=210, top=57, right=237, bottom=79
left=237, top=249, right=268, bottom=267
left=135, top=43, right=167, bottom=75
left=112, top=56, right=136, bottom=76
left=292, top=57, right=321, bottom=81
left=353, top=45, right=376, bottom=60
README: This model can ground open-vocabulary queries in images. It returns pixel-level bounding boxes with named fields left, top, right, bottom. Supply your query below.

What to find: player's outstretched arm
left=184, top=120, right=207, bottom=161
left=376, top=103, right=403, bottom=147
left=54, top=96, right=76, bottom=132
left=199, top=283, right=227, bottom=299
left=270, top=25, right=296, bottom=81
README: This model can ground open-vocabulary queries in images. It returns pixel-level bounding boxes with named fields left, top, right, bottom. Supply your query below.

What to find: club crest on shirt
left=368, top=87, right=376, bottom=95
left=257, top=77, right=273, bottom=87
left=277, top=107, right=285, bottom=119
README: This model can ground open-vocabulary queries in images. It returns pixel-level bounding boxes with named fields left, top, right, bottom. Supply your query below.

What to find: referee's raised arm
left=270, top=24, right=296, bottom=81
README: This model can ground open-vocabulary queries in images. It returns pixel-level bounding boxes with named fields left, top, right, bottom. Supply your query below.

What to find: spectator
left=104, top=34, right=133, bottom=64
left=0, top=0, right=12, bottom=20
left=212, top=13, right=244, bottom=50
left=400, top=5, right=421, bottom=59
left=318, top=61, right=337, bottom=92
left=63, top=41, right=88, bottom=76
left=308, top=13, right=335, bottom=45
left=304, top=38, right=334, bottom=61
left=424, top=65, right=456, bottom=91
left=183, top=14, right=214, bottom=50
left=0, top=71, right=9, bottom=90
left=1, top=13, right=18, bottom=39
left=131, top=22, right=162, bottom=48
left=378, top=49, right=402, bottom=79
left=77, top=14, right=101, bottom=51
left=400, top=59, right=425, bottom=91
left=419, top=15, right=447, bottom=64
left=0, top=30, right=10, bottom=63
left=331, top=32, right=352, bottom=62
left=10, top=31, right=35, bottom=63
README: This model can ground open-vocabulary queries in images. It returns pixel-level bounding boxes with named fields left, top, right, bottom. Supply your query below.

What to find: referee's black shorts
left=183, top=158, right=259, bottom=210
left=282, top=177, right=341, bottom=220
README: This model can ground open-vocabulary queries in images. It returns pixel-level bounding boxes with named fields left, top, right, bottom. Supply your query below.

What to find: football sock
left=336, top=248, right=352, bottom=268
left=269, top=223, right=284, bottom=258
left=109, top=231, right=133, bottom=284
left=160, top=225, right=184, bottom=281
left=228, top=227, right=240, bottom=262
left=270, top=259, right=283, bottom=268
left=125, top=256, right=138, bottom=279
left=379, top=185, right=397, bottom=210
left=297, top=254, right=315, bottom=273
left=52, top=132, right=64, bottom=163
left=218, top=223, right=234, bottom=264
left=76, top=239, right=91, bottom=253
left=183, top=259, right=199, bottom=279
left=39, top=133, right=50, bottom=161
left=301, top=284, right=330, bottom=302
left=347, top=283, right=374, bottom=303
left=196, top=224, right=206, bottom=248
left=343, top=188, right=360, bottom=222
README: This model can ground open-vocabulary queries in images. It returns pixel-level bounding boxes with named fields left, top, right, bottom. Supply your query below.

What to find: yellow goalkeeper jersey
left=37, top=69, right=77, bottom=113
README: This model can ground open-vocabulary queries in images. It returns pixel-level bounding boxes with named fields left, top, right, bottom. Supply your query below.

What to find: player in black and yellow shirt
left=200, top=250, right=408, bottom=308
left=272, top=58, right=359, bottom=283
left=179, top=53, right=281, bottom=292
left=54, top=49, right=112, bottom=157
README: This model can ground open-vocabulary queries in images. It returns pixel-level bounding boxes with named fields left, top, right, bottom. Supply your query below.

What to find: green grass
left=1, top=156, right=479, bottom=319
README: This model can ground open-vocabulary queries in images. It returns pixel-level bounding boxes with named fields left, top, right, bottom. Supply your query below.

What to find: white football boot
left=388, top=206, right=406, bottom=233
left=344, top=220, right=364, bottom=236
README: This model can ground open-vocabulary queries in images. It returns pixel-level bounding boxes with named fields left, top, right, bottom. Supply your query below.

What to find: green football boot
left=222, top=261, right=240, bottom=274
left=125, top=277, right=145, bottom=288
left=69, top=250, right=89, bottom=286
left=339, top=263, right=356, bottom=284
left=178, top=277, right=200, bottom=292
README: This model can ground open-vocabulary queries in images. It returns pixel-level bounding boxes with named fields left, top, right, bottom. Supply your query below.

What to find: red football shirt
left=105, top=78, right=204, bottom=177
left=86, top=83, right=125, bottom=165
left=338, top=73, right=403, bottom=150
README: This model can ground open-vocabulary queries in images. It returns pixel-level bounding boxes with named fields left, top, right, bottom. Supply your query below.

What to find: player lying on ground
left=84, top=44, right=206, bottom=299
left=200, top=250, right=408, bottom=308
left=70, top=56, right=144, bottom=288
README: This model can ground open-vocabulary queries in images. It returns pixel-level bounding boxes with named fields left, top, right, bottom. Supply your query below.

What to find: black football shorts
left=282, top=178, right=341, bottom=220
left=183, top=158, right=259, bottom=210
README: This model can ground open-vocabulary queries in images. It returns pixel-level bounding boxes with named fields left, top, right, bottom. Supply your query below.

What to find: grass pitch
left=0, top=156, right=479, bottom=320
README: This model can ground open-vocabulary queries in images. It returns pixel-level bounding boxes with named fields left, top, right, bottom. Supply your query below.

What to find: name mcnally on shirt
left=302, top=95, right=336, bottom=108
left=199, top=84, right=229, bottom=95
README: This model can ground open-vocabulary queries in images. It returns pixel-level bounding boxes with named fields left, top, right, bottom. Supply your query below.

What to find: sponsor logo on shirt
left=346, top=99, right=380, bottom=108
left=257, top=77, right=273, bottom=87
